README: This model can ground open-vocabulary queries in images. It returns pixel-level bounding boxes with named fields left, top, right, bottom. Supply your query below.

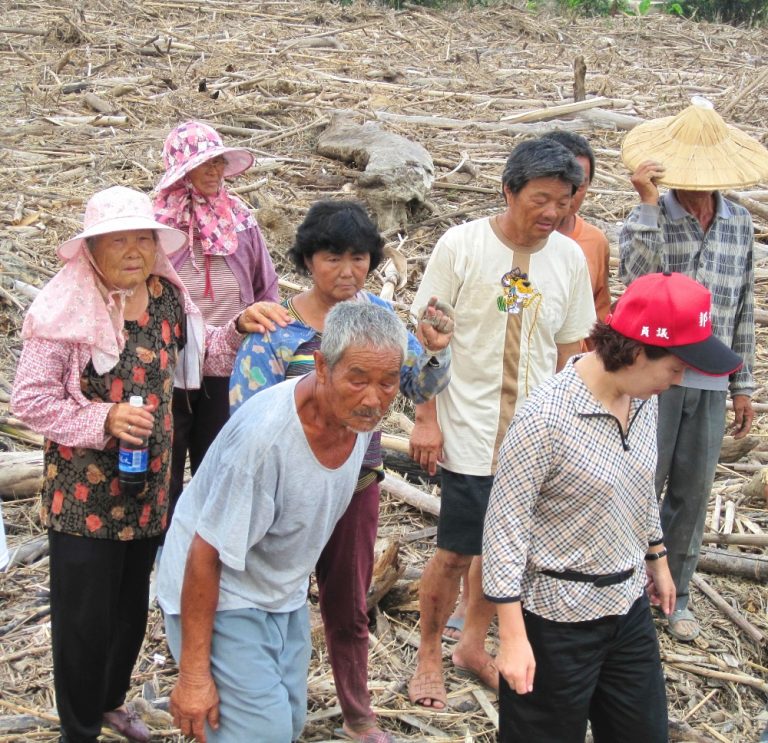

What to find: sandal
left=408, top=669, right=447, bottom=709
left=442, top=615, right=465, bottom=644
left=453, top=658, right=499, bottom=694
left=667, top=607, right=700, bottom=642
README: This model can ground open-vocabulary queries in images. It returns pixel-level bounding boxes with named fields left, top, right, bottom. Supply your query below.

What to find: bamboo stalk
left=690, top=573, right=765, bottom=646
left=669, top=661, right=768, bottom=693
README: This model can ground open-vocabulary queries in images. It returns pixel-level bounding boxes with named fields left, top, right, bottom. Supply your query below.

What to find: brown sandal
left=408, top=670, right=448, bottom=709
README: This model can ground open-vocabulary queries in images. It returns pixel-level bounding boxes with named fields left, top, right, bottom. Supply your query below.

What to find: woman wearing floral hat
left=12, top=186, right=274, bottom=743
left=153, top=120, right=289, bottom=527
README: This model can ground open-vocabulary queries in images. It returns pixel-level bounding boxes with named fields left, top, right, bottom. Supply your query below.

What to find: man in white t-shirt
left=408, top=138, right=596, bottom=709
left=157, top=302, right=408, bottom=743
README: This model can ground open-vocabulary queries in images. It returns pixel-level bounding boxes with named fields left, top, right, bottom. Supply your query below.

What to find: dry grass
left=1, top=0, right=767, bottom=740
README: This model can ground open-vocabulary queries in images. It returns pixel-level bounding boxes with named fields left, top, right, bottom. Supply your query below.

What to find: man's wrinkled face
left=318, top=344, right=402, bottom=434
left=504, top=177, right=573, bottom=247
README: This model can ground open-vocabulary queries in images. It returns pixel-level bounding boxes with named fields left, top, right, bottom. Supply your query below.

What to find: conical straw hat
left=622, top=97, right=768, bottom=191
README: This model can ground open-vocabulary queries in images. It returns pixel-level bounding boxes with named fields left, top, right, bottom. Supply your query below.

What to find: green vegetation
left=334, top=0, right=764, bottom=24
left=541, top=0, right=764, bottom=23
left=675, top=0, right=767, bottom=24
left=336, top=0, right=493, bottom=7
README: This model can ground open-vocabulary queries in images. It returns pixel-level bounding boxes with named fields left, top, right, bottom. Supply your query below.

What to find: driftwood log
left=702, top=533, right=768, bottom=547
left=367, top=539, right=405, bottom=610
left=718, top=435, right=759, bottom=463
left=0, top=451, right=44, bottom=498
left=697, top=546, right=768, bottom=581
left=316, top=112, right=434, bottom=232
left=380, top=473, right=440, bottom=518
left=690, top=573, right=766, bottom=646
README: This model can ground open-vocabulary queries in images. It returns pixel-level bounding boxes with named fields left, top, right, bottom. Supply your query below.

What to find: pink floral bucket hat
left=156, top=120, right=254, bottom=193
left=58, top=186, right=187, bottom=261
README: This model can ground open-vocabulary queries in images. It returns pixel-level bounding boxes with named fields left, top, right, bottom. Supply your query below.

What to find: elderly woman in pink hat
left=12, top=186, right=273, bottom=743
left=153, top=121, right=289, bottom=528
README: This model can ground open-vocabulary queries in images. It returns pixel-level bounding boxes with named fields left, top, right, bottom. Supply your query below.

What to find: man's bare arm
left=170, top=534, right=223, bottom=743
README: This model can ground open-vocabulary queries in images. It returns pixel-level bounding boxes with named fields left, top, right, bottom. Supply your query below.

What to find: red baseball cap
left=606, top=272, right=742, bottom=376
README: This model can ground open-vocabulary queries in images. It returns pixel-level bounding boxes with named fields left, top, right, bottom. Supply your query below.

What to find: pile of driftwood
left=1, top=0, right=768, bottom=740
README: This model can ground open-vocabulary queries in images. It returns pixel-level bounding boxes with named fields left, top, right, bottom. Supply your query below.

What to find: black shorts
left=436, top=469, right=495, bottom=556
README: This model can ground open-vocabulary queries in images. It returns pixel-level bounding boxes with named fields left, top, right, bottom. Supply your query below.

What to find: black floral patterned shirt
left=40, top=276, right=184, bottom=540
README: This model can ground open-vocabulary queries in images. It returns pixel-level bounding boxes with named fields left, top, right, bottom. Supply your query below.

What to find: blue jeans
left=165, top=605, right=311, bottom=742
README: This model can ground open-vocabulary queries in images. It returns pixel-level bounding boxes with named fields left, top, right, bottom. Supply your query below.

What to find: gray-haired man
left=157, top=302, right=408, bottom=743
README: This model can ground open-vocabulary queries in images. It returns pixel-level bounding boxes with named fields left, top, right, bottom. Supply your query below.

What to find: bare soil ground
left=1, top=1, right=767, bottom=741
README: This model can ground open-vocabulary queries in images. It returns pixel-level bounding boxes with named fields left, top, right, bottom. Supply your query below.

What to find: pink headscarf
left=22, top=187, right=200, bottom=378
left=153, top=121, right=258, bottom=258
left=154, top=182, right=257, bottom=258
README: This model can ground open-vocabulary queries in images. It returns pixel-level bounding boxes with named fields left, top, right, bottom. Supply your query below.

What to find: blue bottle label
left=119, top=447, right=148, bottom=474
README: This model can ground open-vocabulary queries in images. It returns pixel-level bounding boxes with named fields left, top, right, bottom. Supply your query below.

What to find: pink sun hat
left=57, top=186, right=187, bottom=261
left=156, top=120, right=254, bottom=193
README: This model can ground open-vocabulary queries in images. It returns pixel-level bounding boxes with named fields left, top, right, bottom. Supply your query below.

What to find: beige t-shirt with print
left=412, top=216, right=595, bottom=476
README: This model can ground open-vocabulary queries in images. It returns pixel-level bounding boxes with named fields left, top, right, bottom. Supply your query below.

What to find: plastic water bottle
left=119, top=396, right=148, bottom=497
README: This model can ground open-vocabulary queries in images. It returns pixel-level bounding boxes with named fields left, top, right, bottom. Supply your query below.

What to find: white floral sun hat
left=57, top=186, right=187, bottom=261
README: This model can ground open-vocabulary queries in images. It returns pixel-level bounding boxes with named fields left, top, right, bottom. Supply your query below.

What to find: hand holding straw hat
left=621, top=97, right=768, bottom=191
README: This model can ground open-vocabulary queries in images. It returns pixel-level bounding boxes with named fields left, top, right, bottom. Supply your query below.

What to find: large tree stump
left=316, top=112, right=434, bottom=232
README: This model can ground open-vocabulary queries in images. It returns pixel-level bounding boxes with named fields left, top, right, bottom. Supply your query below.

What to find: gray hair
left=501, top=138, right=584, bottom=196
left=321, top=301, right=408, bottom=371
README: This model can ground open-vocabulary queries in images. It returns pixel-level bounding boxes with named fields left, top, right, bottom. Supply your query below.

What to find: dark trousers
left=49, top=530, right=160, bottom=743
left=315, top=480, right=380, bottom=731
left=169, top=376, right=230, bottom=526
left=655, top=386, right=727, bottom=611
left=499, top=595, right=668, bottom=743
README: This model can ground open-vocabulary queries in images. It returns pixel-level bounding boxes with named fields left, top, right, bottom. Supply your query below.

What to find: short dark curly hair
left=288, top=200, right=384, bottom=276
left=590, top=320, right=671, bottom=372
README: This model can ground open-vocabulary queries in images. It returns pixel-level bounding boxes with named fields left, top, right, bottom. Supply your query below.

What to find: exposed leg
left=410, top=548, right=472, bottom=708
left=443, top=568, right=469, bottom=642
left=451, top=555, right=498, bottom=692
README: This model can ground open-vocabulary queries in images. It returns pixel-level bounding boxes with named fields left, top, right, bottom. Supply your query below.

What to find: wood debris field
left=1, top=0, right=768, bottom=740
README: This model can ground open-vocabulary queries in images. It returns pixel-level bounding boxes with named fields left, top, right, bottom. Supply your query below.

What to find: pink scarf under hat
left=153, top=181, right=257, bottom=258
left=22, top=246, right=200, bottom=377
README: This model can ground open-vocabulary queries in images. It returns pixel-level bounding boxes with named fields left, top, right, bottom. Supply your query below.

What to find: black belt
left=541, top=567, right=634, bottom=588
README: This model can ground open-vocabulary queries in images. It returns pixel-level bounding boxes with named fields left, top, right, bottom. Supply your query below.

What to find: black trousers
left=499, top=594, right=668, bottom=743
left=49, top=530, right=160, bottom=743
left=169, top=376, right=230, bottom=526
